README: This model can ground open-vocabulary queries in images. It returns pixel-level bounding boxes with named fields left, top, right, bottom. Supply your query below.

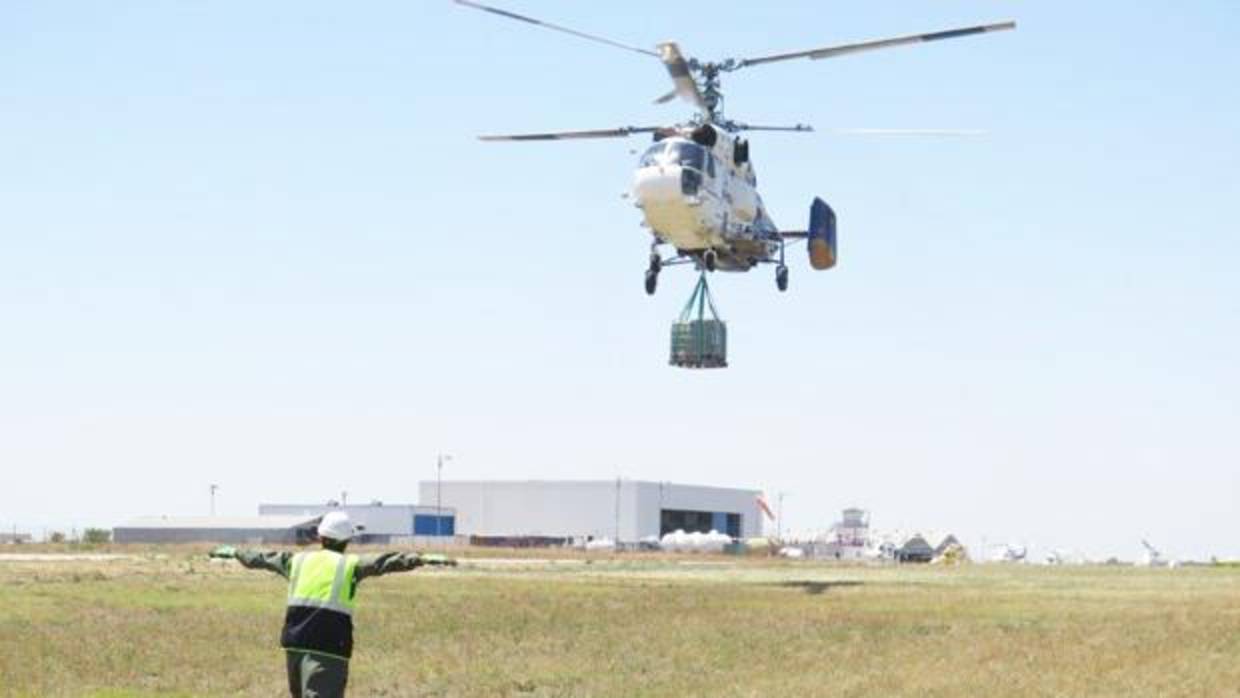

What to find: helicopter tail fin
left=777, top=198, right=836, bottom=270
left=806, top=198, right=837, bottom=270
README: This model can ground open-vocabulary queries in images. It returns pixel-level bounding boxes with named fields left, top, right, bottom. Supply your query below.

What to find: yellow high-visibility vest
left=287, top=550, right=359, bottom=615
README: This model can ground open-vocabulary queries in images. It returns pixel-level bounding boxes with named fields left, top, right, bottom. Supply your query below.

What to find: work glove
left=420, top=553, right=456, bottom=567
left=210, top=545, right=237, bottom=559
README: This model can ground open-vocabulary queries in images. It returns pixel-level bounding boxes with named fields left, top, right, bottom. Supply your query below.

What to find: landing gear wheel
left=644, top=269, right=658, bottom=295
left=648, top=253, right=662, bottom=273
left=703, top=249, right=718, bottom=272
left=776, top=264, right=789, bottom=292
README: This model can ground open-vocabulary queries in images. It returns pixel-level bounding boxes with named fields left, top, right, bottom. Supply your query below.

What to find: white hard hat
left=317, top=511, right=354, bottom=541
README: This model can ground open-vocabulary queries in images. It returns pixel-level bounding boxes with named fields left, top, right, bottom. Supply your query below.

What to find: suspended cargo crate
left=670, top=320, right=727, bottom=368
left=670, top=273, right=727, bottom=369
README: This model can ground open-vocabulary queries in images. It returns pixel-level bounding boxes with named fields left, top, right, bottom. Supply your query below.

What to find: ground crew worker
left=210, top=511, right=455, bottom=698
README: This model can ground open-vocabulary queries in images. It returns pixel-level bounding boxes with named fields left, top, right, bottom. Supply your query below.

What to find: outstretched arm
left=355, top=552, right=456, bottom=582
left=212, top=546, right=294, bottom=579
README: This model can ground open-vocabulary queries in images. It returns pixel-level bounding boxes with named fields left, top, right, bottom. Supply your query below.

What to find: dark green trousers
left=286, top=650, right=349, bottom=698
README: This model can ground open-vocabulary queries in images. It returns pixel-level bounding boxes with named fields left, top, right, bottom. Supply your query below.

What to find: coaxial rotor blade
left=656, top=42, right=710, bottom=112
left=453, top=0, right=658, bottom=58
left=652, top=89, right=679, bottom=105
left=728, top=21, right=1015, bottom=70
left=478, top=126, right=669, bottom=142
left=732, top=125, right=985, bottom=136
left=732, top=123, right=814, bottom=133
left=830, top=128, right=987, bottom=136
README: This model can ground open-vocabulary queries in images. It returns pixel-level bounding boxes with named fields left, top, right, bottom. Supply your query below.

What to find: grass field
left=3, top=548, right=1239, bottom=697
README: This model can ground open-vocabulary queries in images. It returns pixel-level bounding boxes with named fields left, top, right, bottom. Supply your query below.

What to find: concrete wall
left=418, top=481, right=762, bottom=541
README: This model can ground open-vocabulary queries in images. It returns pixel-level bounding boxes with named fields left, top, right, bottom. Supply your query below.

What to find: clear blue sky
left=2, top=2, right=1237, bottom=560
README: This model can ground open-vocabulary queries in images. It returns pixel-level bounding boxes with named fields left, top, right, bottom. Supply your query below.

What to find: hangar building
left=258, top=502, right=456, bottom=542
left=417, top=480, right=762, bottom=542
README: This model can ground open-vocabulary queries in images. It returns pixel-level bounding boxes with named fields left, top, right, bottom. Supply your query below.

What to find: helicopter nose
left=633, top=166, right=684, bottom=205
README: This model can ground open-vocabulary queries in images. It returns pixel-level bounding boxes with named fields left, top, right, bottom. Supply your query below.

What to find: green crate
left=670, top=319, right=727, bottom=368
left=670, top=273, right=727, bottom=369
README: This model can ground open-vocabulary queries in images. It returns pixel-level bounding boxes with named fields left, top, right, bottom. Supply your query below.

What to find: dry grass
left=2, top=551, right=1239, bottom=697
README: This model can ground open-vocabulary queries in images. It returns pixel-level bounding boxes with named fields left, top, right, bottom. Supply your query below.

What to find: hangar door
left=660, top=509, right=741, bottom=538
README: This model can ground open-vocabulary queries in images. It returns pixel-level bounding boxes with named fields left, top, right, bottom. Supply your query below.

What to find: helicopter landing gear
left=645, top=250, right=662, bottom=295
left=773, top=236, right=788, bottom=291
left=703, top=249, right=718, bottom=272
left=776, top=264, right=789, bottom=292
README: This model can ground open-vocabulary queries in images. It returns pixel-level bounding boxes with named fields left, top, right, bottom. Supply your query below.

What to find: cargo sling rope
left=670, top=272, right=727, bottom=369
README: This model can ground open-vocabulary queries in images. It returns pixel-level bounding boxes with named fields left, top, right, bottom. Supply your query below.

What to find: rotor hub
left=687, top=60, right=729, bottom=122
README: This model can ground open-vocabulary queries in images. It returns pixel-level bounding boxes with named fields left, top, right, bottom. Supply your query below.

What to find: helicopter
left=456, top=0, right=1015, bottom=295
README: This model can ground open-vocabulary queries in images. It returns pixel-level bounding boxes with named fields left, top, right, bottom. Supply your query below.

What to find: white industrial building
left=258, top=502, right=455, bottom=543
left=417, top=480, right=762, bottom=542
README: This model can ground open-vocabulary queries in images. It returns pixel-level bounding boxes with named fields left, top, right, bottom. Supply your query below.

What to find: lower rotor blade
left=733, top=123, right=814, bottom=133
left=479, top=126, right=666, bottom=142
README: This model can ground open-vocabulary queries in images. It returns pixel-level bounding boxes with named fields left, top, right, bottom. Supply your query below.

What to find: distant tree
left=83, top=528, right=111, bottom=544
left=49, top=531, right=66, bottom=543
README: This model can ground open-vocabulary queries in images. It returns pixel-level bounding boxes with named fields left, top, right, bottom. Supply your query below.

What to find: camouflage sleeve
left=234, top=550, right=294, bottom=578
left=353, top=552, right=423, bottom=582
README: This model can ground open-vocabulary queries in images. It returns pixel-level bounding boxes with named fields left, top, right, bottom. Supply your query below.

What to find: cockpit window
left=639, top=142, right=667, bottom=168
left=667, top=141, right=705, bottom=171
left=638, top=140, right=707, bottom=171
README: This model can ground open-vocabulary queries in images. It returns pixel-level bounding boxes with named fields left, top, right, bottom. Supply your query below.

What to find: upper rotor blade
left=454, top=0, right=658, bottom=58
left=652, top=89, right=679, bottom=105
left=478, top=126, right=667, bottom=142
left=831, top=128, right=986, bottom=136
left=732, top=21, right=1015, bottom=70
left=656, top=42, right=710, bottom=112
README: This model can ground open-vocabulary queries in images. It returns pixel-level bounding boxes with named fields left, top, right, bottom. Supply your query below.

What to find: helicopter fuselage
left=632, top=128, right=779, bottom=271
